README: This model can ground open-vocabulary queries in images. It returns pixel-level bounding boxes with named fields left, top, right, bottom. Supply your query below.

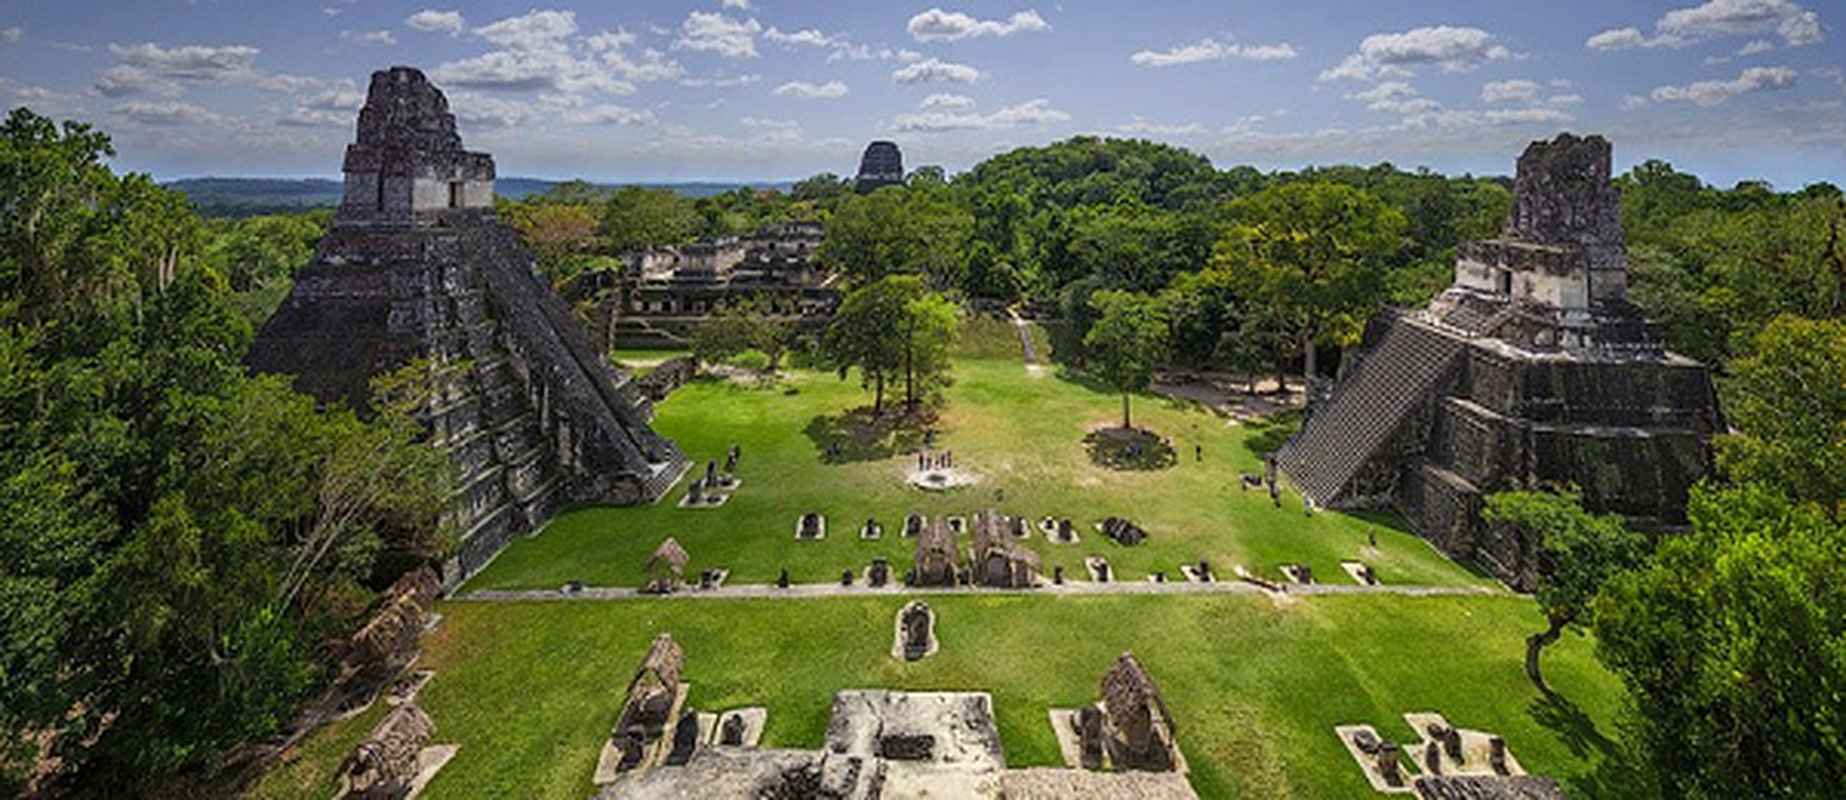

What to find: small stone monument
left=338, top=702, right=436, bottom=799
left=868, top=557, right=890, bottom=588
left=720, top=713, right=747, bottom=746
left=796, top=512, right=825, bottom=540
left=893, top=600, right=937, bottom=661
left=1377, top=741, right=1402, bottom=786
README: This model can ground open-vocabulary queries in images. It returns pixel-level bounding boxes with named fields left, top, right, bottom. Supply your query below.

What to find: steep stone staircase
left=1278, top=315, right=1468, bottom=507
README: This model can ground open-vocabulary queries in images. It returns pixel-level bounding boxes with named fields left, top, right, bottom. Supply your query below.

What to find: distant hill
left=165, top=177, right=794, bottom=218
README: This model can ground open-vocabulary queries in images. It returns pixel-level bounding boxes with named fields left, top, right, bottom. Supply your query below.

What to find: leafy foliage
left=1482, top=489, right=1646, bottom=692
left=1594, top=484, right=1846, bottom=797
left=0, top=108, right=449, bottom=793
left=1084, top=290, right=1169, bottom=428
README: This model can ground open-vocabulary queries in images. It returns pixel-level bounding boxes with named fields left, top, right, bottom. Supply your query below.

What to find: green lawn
left=255, top=593, right=1630, bottom=798
left=471, top=355, right=1489, bottom=591
left=255, top=332, right=1632, bottom=799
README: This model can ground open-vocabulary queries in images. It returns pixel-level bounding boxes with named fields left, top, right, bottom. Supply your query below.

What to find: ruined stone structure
left=597, top=688, right=1198, bottom=799
left=596, top=221, right=839, bottom=348
left=968, top=510, right=1040, bottom=588
left=854, top=140, right=905, bottom=194
left=1278, top=134, right=1720, bottom=589
left=250, top=67, right=686, bottom=581
left=911, top=518, right=960, bottom=587
left=617, top=634, right=686, bottom=740
left=643, top=538, right=690, bottom=594
left=1089, top=652, right=1180, bottom=772
left=338, top=702, right=434, bottom=799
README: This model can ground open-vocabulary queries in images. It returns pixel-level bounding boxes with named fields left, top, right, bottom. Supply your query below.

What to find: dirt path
left=1008, top=307, right=1046, bottom=376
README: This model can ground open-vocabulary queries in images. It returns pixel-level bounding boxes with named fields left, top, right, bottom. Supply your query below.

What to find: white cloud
left=1320, top=26, right=1512, bottom=81
left=2, top=27, right=22, bottom=43
left=741, top=116, right=798, bottom=129
left=722, top=0, right=751, bottom=8
left=892, top=58, right=982, bottom=85
left=95, top=43, right=312, bottom=97
left=341, top=29, right=397, bottom=46
left=279, top=84, right=365, bottom=127
left=1398, top=106, right=1574, bottom=130
left=1481, top=79, right=1541, bottom=104
left=1347, top=81, right=1438, bottom=113
left=586, top=29, right=684, bottom=83
left=763, top=27, right=833, bottom=48
left=772, top=80, right=847, bottom=99
left=116, top=100, right=225, bottom=126
left=1129, top=38, right=1298, bottom=67
left=568, top=105, right=654, bottom=126
left=919, top=92, right=975, bottom=110
left=907, top=8, right=1049, bottom=42
left=1651, top=64, right=1798, bottom=105
left=442, top=90, right=652, bottom=129
left=432, top=10, right=636, bottom=95
left=406, top=10, right=465, bottom=35
left=678, top=74, right=760, bottom=89
left=1585, top=27, right=1689, bottom=51
left=1737, top=38, right=1776, bottom=55
left=893, top=98, right=1067, bottom=132
left=673, top=11, right=761, bottom=59
left=1119, top=118, right=1205, bottom=136
left=1593, top=1, right=1824, bottom=51
left=475, top=9, right=576, bottom=50
left=1660, top=0, right=1825, bottom=47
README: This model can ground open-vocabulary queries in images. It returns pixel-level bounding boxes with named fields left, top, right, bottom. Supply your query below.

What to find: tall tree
left=1594, top=484, right=1846, bottom=797
left=822, top=275, right=955, bottom=413
left=0, top=108, right=449, bottom=793
left=1084, top=290, right=1169, bottom=429
left=1481, top=489, right=1646, bottom=692
left=599, top=185, right=699, bottom=254
left=1718, top=314, right=1846, bottom=517
left=1219, top=182, right=1406, bottom=385
left=898, top=290, right=959, bottom=409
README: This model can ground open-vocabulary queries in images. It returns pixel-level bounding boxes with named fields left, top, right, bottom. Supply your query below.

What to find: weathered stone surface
left=250, top=67, right=685, bottom=581
left=338, top=702, right=434, bottom=799
left=854, top=140, right=904, bottom=194
left=968, top=509, right=1040, bottom=588
left=1278, top=133, right=1719, bottom=589
left=1101, top=653, right=1178, bottom=771
left=1413, top=774, right=1568, bottom=799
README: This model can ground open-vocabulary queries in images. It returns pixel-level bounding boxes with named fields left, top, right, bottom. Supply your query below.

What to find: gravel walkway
left=458, top=579, right=1504, bottom=603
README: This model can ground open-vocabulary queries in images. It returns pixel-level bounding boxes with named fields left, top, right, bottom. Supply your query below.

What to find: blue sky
left=1, top=1, right=1841, bottom=187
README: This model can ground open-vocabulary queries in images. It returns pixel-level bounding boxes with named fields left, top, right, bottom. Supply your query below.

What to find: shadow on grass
left=1083, top=426, right=1177, bottom=471
left=804, top=407, right=930, bottom=464
left=1529, top=691, right=1655, bottom=798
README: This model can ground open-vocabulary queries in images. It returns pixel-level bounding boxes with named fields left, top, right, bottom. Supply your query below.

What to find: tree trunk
left=873, top=373, right=885, bottom=413
left=1122, top=392, right=1132, bottom=430
left=1302, top=333, right=1318, bottom=390
left=904, top=336, right=916, bottom=410
left=1525, top=614, right=1569, bottom=693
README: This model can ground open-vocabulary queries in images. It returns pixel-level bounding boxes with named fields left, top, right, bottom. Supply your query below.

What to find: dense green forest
left=6, top=106, right=1846, bottom=795
left=1, top=109, right=452, bottom=794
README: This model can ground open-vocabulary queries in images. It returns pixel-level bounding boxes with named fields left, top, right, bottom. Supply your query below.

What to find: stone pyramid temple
left=250, top=67, right=687, bottom=580
left=1277, top=133, right=1721, bottom=588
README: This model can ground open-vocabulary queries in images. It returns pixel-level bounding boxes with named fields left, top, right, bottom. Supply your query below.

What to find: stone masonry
left=250, top=67, right=687, bottom=582
left=1279, top=134, right=1720, bottom=589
